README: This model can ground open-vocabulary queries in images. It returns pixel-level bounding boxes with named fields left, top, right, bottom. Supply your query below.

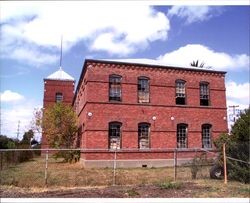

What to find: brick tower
left=41, top=67, right=75, bottom=149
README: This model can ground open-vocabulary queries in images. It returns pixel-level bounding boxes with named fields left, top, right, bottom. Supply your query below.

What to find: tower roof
left=46, top=67, right=74, bottom=81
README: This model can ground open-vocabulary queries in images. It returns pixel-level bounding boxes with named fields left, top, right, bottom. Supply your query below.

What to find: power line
left=229, top=105, right=239, bottom=122
left=16, top=120, right=20, bottom=140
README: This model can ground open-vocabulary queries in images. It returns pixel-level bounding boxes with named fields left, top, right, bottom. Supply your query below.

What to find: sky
left=0, top=1, right=249, bottom=140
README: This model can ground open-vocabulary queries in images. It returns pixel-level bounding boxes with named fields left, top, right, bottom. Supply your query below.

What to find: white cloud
left=1, top=2, right=170, bottom=60
left=0, top=90, right=25, bottom=102
left=157, top=44, right=249, bottom=71
left=1, top=100, right=42, bottom=140
left=168, top=6, right=222, bottom=24
left=226, top=81, right=249, bottom=109
left=11, top=47, right=59, bottom=66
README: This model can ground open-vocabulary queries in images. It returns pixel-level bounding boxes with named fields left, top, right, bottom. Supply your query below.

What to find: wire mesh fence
left=0, top=148, right=219, bottom=188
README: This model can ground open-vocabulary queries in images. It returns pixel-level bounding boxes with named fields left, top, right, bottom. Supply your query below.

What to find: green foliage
left=190, top=60, right=205, bottom=68
left=53, top=150, right=80, bottom=163
left=230, top=108, right=249, bottom=142
left=20, top=129, right=34, bottom=145
left=43, top=103, right=78, bottom=162
left=214, top=108, right=250, bottom=183
left=126, top=188, right=139, bottom=197
left=0, top=135, right=16, bottom=149
left=158, top=181, right=182, bottom=189
left=17, top=144, right=34, bottom=162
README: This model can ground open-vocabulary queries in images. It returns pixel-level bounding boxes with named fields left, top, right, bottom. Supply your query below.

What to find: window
left=200, top=82, right=210, bottom=106
left=202, top=124, right=212, bottom=148
left=177, top=124, right=188, bottom=148
left=109, top=122, right=122, bottom=149
left=109, top=75, right=122, bottom=101
left=138, top=123, right=150, bottom=149
left=176, top=80, right=186, bottom=105
left=138, top=77, right=150, bottom=103
left=55, top=92, right=63, bottom=103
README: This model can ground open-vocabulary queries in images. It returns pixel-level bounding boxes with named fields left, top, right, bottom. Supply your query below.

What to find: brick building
left=42, top=59, right=228, bottom=167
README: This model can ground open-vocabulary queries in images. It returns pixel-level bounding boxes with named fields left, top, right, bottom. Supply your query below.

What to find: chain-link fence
left=0, top=148, right=219, bottom=188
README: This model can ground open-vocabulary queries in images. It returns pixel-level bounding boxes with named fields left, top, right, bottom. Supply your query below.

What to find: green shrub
left=158, top=181, right=182, bottom=189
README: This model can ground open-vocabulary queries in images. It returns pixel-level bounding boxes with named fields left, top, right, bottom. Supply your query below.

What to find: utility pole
left=229, top=105, right=239, bottom=122
left=16, top=120, right=20, bottom=140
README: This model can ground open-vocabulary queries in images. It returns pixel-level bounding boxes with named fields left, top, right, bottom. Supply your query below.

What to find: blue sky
left=0, top=2, right=249, bottom=139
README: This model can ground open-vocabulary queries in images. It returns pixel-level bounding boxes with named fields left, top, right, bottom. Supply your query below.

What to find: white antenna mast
left=60, top=35, right=63, bottom=69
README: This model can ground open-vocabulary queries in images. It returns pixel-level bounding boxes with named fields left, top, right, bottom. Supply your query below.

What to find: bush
left=214, top=108, right=250, bottom=183
left=53, top=150, right=80, bottom=163
left=158, top=181, right=182, bottom=189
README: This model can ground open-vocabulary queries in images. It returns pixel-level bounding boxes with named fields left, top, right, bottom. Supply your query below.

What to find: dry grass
left=0, top=157, right=249, bottom=198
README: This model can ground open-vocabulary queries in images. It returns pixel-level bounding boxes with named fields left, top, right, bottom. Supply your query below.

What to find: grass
left=158, top=181, right=182, bottom=190
left=126, top=188, right=140, bottom=197
left=0, top=157, right=249, bottom=198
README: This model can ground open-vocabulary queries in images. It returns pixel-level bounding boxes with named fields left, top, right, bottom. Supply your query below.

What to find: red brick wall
left=75, top=61, right=228, bottom=161
left=43, top=79, right=75, bottom=107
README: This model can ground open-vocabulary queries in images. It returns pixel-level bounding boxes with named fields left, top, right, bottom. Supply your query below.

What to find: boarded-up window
left=109, top=75, right=122, bottom=101
left=138, top=123, right=150, bottom=149
left=55, top=92, right=63, bottom=103
left=109, top=122, right=121, bottom=149
left=176, top=80, right=186, bottom=105
left=200, top=82, right=210, bottom=106
left=177, top=123, right=188, bottom=148
left=138, top=77, right=150, bottom=103
left=202, top=124, right=212, bottom=148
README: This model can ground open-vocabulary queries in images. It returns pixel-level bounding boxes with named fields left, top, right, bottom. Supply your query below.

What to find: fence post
left=113, top=149, right=117, bottom=186
left=0, top=151, right=3, bottom=171
left=223, top=143, right=227, bottom=184
left=45, top=150, right=49, bottom=186
left=174, top=148, right=177, bottom=181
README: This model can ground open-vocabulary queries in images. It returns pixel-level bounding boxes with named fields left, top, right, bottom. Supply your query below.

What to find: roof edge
left=85, top=59, right=227, bottom=74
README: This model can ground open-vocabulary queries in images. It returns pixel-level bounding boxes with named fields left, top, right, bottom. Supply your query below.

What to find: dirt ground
left=0, top=182, right=207, bottom=198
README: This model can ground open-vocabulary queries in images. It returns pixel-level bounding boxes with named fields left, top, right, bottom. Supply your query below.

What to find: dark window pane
left=109, top=122, right=121, bottom=149
left=176, top=80, right=186, bottom=105
left=55, top=92, right=63, bottom=103
left=202, top=124, right=212, bottom=148
left=177, top=124, right=187, bottom=148
left=138, top=123, right=150, bottom=149
left=138, top=78, right=149, bottom=103
left=109, top=75, right=122, bottom=101
left=200, top=83, right=209, bottom=106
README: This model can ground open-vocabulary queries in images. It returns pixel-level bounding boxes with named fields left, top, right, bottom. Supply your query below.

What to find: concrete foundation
left=80, top=158, right=193, bottom=168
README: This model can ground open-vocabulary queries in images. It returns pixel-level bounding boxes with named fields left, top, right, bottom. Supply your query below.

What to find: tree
left=214, top=108, right=250, bottom=183
left=0, top=135, right=16, bottom=149
left=190, top=60, right=212, bottom=69
left=31, top=108, right=43, bottom=134
left=42, top=103, right=78, bottom=162
left=190, top=60, right=205, bottom=68
left=20, top=129, right=34, bottom=145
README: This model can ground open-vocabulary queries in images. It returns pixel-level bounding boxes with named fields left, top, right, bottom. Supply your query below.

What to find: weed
left=126, top=188, right=139, bottom=197
left=158, top=181, right=182, bottom=190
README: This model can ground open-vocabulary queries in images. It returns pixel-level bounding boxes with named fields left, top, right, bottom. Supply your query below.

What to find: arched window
left=177, top=123, right=188, bottom=148
left=138, top=123, right=150, bottom=149
left=109, top=75, right=122, bottom=101
left=202, top=124, right=212, bottom=148
left=138, top=76, right=150, bottom=103
left=175, top=80, right=186, bottom=105
left=55, top=92, right=63, bottom=103
left=200, top=82, right=210, bottom=106
left=109, top=122, right=122, bottom=149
